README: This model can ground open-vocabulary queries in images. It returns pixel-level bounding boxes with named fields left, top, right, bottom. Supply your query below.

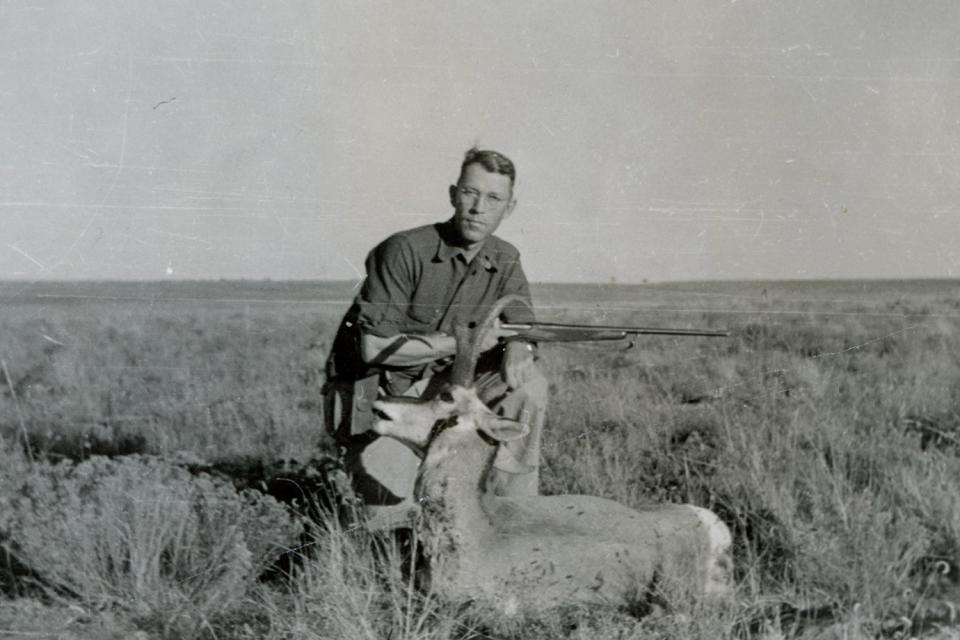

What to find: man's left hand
left=501, top=341, right=537, bottom=390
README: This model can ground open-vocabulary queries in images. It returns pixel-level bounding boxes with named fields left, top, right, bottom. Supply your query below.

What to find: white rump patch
left=688, top=505, right=734, bottom=597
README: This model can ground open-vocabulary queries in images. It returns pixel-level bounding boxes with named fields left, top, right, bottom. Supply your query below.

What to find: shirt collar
left=434, top=221, right=499, bottom=271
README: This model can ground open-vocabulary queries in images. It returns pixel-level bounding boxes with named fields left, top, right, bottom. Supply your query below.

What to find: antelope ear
left=493, top=445, right=536, bottom=475
left=479, top=417, right=529, bottom=443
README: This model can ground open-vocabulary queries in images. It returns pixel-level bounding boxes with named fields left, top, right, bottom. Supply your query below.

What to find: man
left=323, top=147, right=548, bottom=529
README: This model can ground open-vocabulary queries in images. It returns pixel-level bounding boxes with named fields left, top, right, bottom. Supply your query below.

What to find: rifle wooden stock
left=500, top=322, right=730, bottom=343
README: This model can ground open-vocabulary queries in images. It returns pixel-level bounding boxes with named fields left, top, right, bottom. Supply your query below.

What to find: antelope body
left=369, top=296, right=733, bottom=615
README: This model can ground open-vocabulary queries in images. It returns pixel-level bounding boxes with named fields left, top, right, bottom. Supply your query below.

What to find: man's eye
left=439, top=390, right=454, bottom=403
left=488, top=194, right=503, bottom=202
left=460, top=189, right=478, bottom=198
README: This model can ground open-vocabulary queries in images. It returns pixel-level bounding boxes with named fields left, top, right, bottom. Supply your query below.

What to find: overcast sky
left=2, top=1, right=959, bottom=283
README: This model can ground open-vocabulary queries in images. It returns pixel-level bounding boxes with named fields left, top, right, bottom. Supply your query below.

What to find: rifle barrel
left=501, top=322, right=730, bottom=338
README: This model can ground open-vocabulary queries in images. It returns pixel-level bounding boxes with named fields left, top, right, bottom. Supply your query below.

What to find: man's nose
left=469, top=196, right=487, bottom=213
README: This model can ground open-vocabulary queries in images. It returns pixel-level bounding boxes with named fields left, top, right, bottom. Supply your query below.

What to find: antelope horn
left=449, top=294, right=533, bottom=387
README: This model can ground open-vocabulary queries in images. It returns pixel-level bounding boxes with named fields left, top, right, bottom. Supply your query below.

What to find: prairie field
left=1, top=279, right=960, bottom=639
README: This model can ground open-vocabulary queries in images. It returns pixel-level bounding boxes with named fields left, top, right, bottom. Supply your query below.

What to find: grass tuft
left=0, top=446, right=304, bottom=638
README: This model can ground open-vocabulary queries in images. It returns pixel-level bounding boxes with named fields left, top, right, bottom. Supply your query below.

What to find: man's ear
left=479, top=416, right=528, bottom=443
left=449, top=184, right=458, bottom=207
left=504, top=195, right=517, bottom=219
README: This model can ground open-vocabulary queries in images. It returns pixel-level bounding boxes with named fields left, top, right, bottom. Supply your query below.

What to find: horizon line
left=3, top=276, right=960, bottom=287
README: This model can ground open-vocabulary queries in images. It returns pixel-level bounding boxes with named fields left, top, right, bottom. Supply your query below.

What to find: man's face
left=448, top=163, right=516, bottom=247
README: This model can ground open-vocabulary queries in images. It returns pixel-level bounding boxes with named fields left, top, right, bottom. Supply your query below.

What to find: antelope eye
left=439, top=390, right=454, bottom=403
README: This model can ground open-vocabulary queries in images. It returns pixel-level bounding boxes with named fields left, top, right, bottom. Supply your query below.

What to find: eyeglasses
left=457, top=187, right=507, bottom=207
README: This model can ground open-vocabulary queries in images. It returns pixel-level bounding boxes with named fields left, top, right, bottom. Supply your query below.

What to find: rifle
left=499, top=321, right=730, bottom=343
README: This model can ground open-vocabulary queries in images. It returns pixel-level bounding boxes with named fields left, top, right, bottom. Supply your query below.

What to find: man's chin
left=455, top=226, right=490, bottom=245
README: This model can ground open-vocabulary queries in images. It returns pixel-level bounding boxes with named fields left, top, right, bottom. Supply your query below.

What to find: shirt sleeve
left=355, top=235, right=417, bottom=338
left=497, top=254, right=537, bottom=324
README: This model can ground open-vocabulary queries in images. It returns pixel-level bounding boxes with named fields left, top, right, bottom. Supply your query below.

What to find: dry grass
left=0, top=450, right=304, bottom=638
left=1, top=279, right=959, bottom=638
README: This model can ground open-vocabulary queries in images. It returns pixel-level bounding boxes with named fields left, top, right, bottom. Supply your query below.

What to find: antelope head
left=373, top=385, right=527, bottom=454
left=371, top=295, right=533, bottom=464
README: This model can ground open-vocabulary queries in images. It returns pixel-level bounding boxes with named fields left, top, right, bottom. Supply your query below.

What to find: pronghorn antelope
left=371, top=296, right=734, bottom=615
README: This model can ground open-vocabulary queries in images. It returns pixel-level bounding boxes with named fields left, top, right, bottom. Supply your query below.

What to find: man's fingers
left=501, top=341, right=536, bottom=389
left=503, top=362, right=519, bottom=390
left=505, top=360, right=533, bottom=390
left=518, top=361, right=533, bottom=386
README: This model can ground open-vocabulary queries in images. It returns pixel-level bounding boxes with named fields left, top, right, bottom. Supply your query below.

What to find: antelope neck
left=415, top=433, right=497, bottom=547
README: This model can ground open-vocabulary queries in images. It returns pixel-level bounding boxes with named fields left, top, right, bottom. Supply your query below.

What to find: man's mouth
left=372, top=406, right=392, bottom=421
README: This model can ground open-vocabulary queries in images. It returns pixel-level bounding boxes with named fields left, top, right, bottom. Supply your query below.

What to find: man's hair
left=458, top=147, right=516, bottom=186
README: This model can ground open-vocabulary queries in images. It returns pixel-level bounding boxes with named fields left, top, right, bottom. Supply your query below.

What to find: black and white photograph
left=2, top=2, right=959, bottom=638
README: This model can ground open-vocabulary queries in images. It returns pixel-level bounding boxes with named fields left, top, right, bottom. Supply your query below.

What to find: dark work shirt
left=326, top=220, right=535, bottom=386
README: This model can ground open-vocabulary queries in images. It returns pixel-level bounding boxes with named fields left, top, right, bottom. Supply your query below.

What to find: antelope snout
left=370, top=401, right=395, bottom=433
